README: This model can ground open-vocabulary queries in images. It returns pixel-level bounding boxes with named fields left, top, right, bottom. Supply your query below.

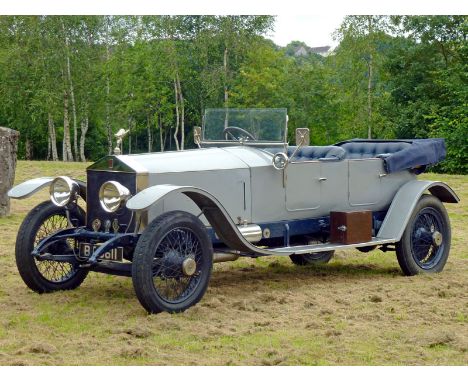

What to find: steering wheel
left=223, top=126, right=256, bottom=141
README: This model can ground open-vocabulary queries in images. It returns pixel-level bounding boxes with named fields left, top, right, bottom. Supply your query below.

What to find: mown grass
left=0, top=161, right=467, bottom=365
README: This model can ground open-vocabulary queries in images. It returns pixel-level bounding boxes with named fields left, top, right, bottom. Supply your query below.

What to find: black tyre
left=15, top=200, right=88, bottom=293
left=132, top=211, right=213, bottom=314
left=290, top=251, right=334, bottom=265
left=396, top=195, right=451, bottom=276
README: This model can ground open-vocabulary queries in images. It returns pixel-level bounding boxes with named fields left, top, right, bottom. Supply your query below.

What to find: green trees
left=327, top=15, right=466, bottom=173
left=0, top=15, right=465, bottom=173
left=385, top=16, right=468, bottom=173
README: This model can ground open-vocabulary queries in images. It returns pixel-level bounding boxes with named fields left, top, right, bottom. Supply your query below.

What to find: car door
left=348, top=159, right=384, bottom=206
left=285, top=161, right=321, bottom=211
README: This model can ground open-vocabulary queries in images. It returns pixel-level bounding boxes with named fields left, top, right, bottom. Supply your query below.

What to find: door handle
left=379, top=173, right=387, bottom=178
left=318, top=177, right=327, bottom=181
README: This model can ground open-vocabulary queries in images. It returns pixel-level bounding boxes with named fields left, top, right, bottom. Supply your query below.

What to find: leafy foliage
left=0, top=15, right=465, bottom=173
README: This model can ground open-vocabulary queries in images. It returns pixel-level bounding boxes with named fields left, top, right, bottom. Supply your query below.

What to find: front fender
left=126, top=184, right=273, bottom=255
left=8, top=177, right=87, bottom=201
left=377, top=180, right=459, bottom=241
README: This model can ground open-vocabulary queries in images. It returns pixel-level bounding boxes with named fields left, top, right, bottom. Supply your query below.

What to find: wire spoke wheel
left=396, top=195, right=451, bottom=276
left=410, top=207, right=445, bottom=269
left=132, top=211, right=213, bottom=314
left=152, top=228, right=204, bottom=303
left=34, top=214, right=78, bottom=283
left=15, top=201, right=88, bottom=293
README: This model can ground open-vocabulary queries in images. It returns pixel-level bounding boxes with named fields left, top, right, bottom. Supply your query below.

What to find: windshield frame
left=200, top=108, right=288, bottom=147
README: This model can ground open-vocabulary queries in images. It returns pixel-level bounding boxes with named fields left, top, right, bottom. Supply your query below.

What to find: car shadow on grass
left=26, top=261, right=402, bottom=313
left=209, top=260, right=402, bottom=288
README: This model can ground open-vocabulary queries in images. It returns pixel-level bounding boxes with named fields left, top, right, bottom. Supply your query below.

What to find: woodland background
left=0, top=15, right=466, bottom=173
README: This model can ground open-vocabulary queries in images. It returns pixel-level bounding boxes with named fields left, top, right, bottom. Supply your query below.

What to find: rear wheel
left=396, top=195, right=451, bottom=275
left=15, top=200, right=88, bottom=293
left=132, top=211, right=213, bottom=314
left=290, top=251, right=334, bottom=265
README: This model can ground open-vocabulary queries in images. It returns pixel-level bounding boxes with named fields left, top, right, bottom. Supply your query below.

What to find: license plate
left=79, top=243, right=124, bottom=262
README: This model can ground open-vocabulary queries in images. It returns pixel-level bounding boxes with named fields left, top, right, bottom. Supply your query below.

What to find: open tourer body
left=8, top=108, right=459, bottom=313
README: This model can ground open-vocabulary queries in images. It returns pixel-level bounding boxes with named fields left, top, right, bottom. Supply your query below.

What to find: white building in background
left=294, top=45, right=332, bottom=57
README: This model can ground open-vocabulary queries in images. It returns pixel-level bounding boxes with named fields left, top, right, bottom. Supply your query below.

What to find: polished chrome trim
left=49, top=176, right=80, bottom=207
left=98, top=181, right=131, bottom=213
left=238, top=224, right=263, bottom=243
left=295, top=128, right=310, bottom=146
left=272, top=152, right=289, bottom=170
left=272, top=238, right=397, bottom=255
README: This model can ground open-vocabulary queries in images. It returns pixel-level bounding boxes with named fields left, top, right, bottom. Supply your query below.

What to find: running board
left=264, top=237, right=397, bottom=256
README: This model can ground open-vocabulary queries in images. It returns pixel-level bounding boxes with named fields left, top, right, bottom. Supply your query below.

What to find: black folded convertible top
left=385, top=138, right=446, bottom=173
left=335, top=138, right=446, bottom=174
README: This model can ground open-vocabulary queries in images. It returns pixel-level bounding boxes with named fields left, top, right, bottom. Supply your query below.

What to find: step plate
left=270, top=237, right=396, bottom=255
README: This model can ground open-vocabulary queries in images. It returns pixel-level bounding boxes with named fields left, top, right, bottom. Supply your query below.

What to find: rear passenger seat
left=337, top=141, right=411, bottom=159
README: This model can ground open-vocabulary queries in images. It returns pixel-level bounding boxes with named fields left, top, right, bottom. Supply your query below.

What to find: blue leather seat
left=264, top=146, right=346, bottom=161
left=338, top=141, right=411, bottom=159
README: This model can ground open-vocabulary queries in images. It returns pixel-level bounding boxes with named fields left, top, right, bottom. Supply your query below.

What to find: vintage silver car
left=8, top=108, right=459, bottom=314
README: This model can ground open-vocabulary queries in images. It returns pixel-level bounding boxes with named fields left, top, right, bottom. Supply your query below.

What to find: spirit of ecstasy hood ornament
left=113, top=129, right=129, bottom=155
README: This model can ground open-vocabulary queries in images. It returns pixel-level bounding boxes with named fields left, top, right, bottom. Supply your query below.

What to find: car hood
left=87, top=146, right=274, bottom=174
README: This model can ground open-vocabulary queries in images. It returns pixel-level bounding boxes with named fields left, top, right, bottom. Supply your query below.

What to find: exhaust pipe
left=212, top=224, right=262, bottom=263
left=213, top=252, right=240, bottom=263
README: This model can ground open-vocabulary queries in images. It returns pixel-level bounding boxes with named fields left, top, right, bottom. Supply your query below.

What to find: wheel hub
left=161, top=250, right=197, bottom=278
left=182, top=258, right=196, bottom=276
left=432, top=231, right=443, bottom=246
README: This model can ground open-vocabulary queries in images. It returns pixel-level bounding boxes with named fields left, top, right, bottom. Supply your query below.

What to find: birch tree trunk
left=62, top=19, right=78, bottom=160
left=48, top=113, right=58, bottom=161
left=79, top=107, right=88, bottom=162
left=66, top=43, right=78, bottom=158
left=173, top=78, right=180, bottom=151
left=158, top=112, right=164, bottom=152
left=47, top=136, right=51, bottom=160
left=176, top=72, right=185, bottom=150
left=367, top=53, right=373, bottom=139
left=69, top=65, right=78, bottom=159
left=63, top=90, right=74, bottom=161
left=0, top=127, right=20, bottom=217
left=147, top=113, right=152, bottom=153
left=127, top=116, right=134, bottom=154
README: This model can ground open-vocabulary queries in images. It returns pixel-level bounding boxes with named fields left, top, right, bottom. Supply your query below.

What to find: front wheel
left=15, top=200, right=88, bottom=293
left=396, top=195, right=451, bottom=275
left=132, top=211, right=213, bottom=314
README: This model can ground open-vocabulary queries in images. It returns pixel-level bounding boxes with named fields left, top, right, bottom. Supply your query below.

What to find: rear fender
left=377, top=180, right=459, bottom=241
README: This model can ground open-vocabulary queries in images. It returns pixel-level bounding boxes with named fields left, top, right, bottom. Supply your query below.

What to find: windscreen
left=203, top=108, right=287, bottom=143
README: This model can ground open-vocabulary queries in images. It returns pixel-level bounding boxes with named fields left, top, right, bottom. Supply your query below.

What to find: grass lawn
left=0, top=161, right=467, bottom=365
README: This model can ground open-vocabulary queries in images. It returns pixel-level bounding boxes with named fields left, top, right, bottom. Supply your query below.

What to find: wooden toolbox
left=330, top=210, right=372, bottom=244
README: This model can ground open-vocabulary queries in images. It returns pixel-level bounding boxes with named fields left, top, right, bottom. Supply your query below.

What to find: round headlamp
left=99, top=181, right=131, bottom=213
left=49, top=176, right=79, bottom=207
left=272, top=152, right=289, bottom=170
